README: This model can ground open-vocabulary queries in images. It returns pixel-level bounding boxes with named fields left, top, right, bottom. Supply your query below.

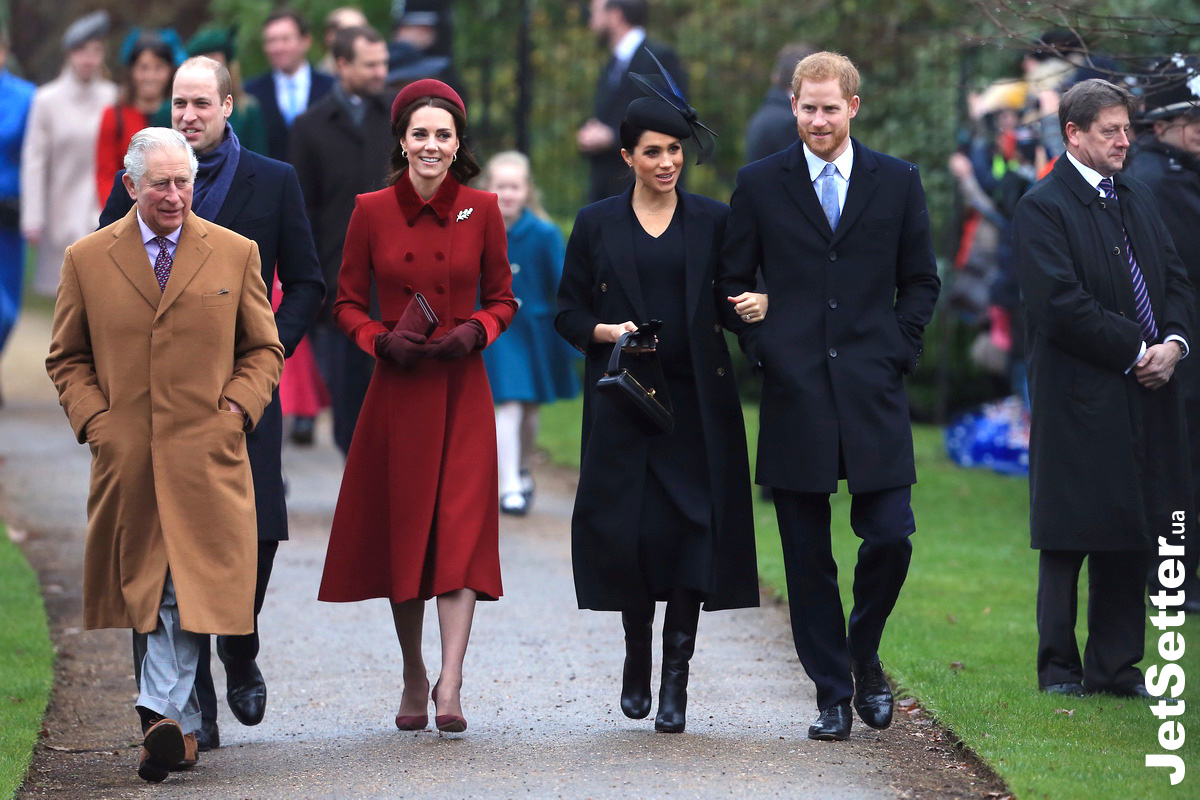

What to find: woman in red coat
left=318, top=80, right=516, bottom=734
left=94, top=32, right=176, bottom=206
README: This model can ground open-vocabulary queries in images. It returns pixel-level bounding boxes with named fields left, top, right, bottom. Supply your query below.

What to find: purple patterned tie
left=153, top=236, right=173, bottom=292
left=1098, top=177, right=1157, bottom=342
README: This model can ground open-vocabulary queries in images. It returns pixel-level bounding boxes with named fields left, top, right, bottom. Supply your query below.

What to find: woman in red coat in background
left=318, top=79, right=516, bottom=734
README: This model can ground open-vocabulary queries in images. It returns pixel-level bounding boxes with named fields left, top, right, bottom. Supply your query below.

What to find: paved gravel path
left=3, top=311, right=1000, bottom=799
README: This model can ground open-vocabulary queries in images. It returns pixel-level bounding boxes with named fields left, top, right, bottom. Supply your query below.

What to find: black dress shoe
left=195, top=718, right=220, bottom=751
left=1099, top=683, right=1182, bottom=704
left=1041, top=682, right=1087, bottom=698
left=225, top=659, right=267, bottom=725
left=290, top=416, right=315, bottom=445
left=808, top=703, right=852, bottom=741
left=851, top=660, right=894, bottom=729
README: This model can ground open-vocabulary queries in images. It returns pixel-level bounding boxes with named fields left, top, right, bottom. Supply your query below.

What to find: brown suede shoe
left=137, top=718, right=185, bottom=782
left=170, top=733, right=199, bottom=771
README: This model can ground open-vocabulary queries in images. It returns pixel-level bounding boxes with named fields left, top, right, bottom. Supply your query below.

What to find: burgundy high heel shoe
left=395, top=680, right=430, bottom=731
left=394, top=711, right=428, bottom=731
left=431, top=681, right=467, bottom=733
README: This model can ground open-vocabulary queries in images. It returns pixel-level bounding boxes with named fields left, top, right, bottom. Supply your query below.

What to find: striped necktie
left=1098, top=177, right=1157, bottom=342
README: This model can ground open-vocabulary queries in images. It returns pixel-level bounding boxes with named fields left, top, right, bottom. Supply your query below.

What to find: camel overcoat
left=46, top=208, right=284, bottom=635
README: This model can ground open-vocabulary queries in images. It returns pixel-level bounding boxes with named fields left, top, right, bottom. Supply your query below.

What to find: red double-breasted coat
left=318, top=173, right=516, bottom=603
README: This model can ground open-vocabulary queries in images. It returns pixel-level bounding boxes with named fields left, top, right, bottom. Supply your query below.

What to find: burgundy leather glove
left=374, top=329, right=428, bottom=370
left=427, top=320, right=485, bottom=362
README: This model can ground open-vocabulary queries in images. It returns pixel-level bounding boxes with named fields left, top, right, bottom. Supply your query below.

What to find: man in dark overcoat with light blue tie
left=1013, top=79, right=1192, bottom=700
left=716, top=51, right=940, bottom=741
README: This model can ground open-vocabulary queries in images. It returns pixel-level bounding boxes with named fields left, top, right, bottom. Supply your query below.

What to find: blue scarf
left=192, top=123, right=241, bottom=221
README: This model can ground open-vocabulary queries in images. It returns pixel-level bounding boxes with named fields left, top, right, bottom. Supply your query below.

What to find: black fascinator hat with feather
left=625, top=50, right=717, bottom=164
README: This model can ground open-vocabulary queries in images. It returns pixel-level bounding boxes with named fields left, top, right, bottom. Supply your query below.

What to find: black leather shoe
left=852, top=660, right=894, bottom=729
left=225, top=659, right=267, bottom=725
left=1099, top=683, right=1182, bottom=704
left=290, top=416, right=315, bottom=445
left=1041, top=681, right=1087, bottom=698
left=195, top=718, right=220, bottom=751
left=808, top=703, right=852, bottom=741
left=620, top=607, right=653, bottom=720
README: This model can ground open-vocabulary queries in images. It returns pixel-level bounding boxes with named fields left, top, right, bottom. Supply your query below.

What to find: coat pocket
left=202, top=290, right=234, bottom=307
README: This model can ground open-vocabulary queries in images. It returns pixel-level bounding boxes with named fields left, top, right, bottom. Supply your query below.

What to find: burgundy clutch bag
left=383, top=292, right=439, bottom=338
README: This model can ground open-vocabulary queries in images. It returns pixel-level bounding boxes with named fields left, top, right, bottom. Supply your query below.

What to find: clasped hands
left=375, top=320, right=485, bottom=369
left=1134, top=341, right=1183, bottom=390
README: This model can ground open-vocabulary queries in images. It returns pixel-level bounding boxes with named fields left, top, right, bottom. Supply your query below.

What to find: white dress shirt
left=612, top=27, right=647, bottom=65
left=803, top=142, right=854, bottom=213
left=273, top=62, right=312, bottom=121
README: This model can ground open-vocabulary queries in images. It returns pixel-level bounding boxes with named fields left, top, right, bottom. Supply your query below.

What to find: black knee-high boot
left=655, top=591, right=701, bottom=733
left=621, top=603, right=655, bottom=719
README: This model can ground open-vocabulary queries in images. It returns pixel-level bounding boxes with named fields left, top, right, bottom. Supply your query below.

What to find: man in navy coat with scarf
left=100, top=56, right=324, bottom=750
left=1013, top=79, right=1191, bottom=701
left=716, top=52, right=939, bottom=741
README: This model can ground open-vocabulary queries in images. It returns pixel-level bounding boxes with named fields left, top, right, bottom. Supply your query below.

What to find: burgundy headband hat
left=391, top=78, right=466, bottom=128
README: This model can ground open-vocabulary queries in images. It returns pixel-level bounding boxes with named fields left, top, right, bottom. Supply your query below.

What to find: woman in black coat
left=556, top=95, right=764, bottom=733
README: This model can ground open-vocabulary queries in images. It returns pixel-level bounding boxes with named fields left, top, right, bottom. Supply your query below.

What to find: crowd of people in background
left=945, top=28, right=1200, bottom=410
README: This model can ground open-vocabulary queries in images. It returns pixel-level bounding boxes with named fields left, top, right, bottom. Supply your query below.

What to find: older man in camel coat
left=46, top=127, right=282, bottom=782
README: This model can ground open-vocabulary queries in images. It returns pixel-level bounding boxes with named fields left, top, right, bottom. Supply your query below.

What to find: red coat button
left=435, top=252, right=445, bottom=261
left=435, top=284, right=446, bottom=294
left=405, top=252, right=414, bottom=262
left=403, top=285, right=414, bottom=295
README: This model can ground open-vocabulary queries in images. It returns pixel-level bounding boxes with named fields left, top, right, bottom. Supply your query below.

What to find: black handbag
left=595, top=325, right=673, bottom=435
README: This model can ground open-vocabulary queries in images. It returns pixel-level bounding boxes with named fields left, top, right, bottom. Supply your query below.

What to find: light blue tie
left=819, top=162, right=841, bottom=231
left=283, top=79, right=300, bottom=125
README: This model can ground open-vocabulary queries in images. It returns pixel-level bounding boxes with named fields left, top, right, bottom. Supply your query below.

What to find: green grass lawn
left=539, top=397, right=1200, bottom=800
left=0, top=524, right=54, bottom=799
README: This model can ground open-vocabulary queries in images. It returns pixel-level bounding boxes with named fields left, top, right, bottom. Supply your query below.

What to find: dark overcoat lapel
left=779, top=144, right=832, bottom=237
left=834, top=147, right=880, bottom=245
left=213, top=156, right=255, bottom=230
left=599, top=190, right=649, bottom=321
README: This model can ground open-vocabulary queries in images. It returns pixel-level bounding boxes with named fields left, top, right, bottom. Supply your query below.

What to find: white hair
left=123, top=128, right=198, bottom=188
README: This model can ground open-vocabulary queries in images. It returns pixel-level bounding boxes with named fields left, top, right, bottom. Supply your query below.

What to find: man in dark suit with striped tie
left=1013, top=79, right=1192, bottom=701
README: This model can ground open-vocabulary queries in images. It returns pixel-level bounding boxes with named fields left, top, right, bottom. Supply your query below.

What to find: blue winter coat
left=483, top=209, right=580, bottom=403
